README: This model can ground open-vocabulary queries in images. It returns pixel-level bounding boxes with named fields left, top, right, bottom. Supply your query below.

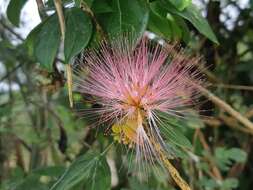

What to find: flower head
left=74, top=36, right=204, bottom=166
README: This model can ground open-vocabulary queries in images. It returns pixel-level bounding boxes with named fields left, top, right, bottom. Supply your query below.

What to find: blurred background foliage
left=0, top=0, right=253, bottom=189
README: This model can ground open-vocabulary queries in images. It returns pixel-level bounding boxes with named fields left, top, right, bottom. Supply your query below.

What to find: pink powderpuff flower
left=73, top=36, right=205, bottom=167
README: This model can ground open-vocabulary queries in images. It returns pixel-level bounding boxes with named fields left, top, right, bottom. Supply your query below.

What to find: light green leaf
left=50, top=152, right=111, bottom=190
left=167, top=0, right=191, bottom=11
left=64, top=8, right=93, bottom=63
left=221, top=178, right=239, bottom=190
left=96, top=0, right=149, bottom=41
left=7, top=0, right=27, bottom=26
left=215, top=147, right=247, bottom=171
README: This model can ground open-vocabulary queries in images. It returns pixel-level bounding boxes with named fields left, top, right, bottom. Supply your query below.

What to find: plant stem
left=152, top=139, right=192, bottom=190
left=66, top=64, right=73, bottom=108
left=54, top=0, right=65, bottom=40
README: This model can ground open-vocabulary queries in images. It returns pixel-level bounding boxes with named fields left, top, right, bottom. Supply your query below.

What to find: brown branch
left=196, top=129, right=223, bottom=180
left=35, top=0, right=47, bottom=19
left=210, top=83, right=253, bottom=91
left=199, top=86, right=253, bottom=132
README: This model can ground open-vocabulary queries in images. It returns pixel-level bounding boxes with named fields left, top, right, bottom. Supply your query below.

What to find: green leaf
left=214, top=147, right=247, bottom=171
left=161, top=123, right=193, bottom=149
left=128, top=178, right=150, bottom=190
left=50, top=152, right=111, bottom=190
left=7, top=0, right=27, bottom=26
left=199, top=176, right=219, bottom=189
left=173, top=15, right=191, bottom=42
left=163, top=1, right=219, bottom=44
left=221, top=178, right=239, bottom=190
left=64, top=8, right=93, bottom=63
left=91, top=0, right=113, bottom=14
left=32, top=166, right=66, bottom=177
left=166, top=13, right=182, bottom=39
left=96, top=0, right=149, bottom=40
left=149, top=1, right=190, bottom=42
left=25, top=24, right=43, bottom=58
left=167, top=0, right=191, bottom=11
left=148, top=9, right=172, bottom=39
left=84, top=156, right=111, bottom=190
left=158, top=113, right=193, bottom=149
left=14, top=175, right=48, bottom=190
left=26, top=14, right=61, bottom=70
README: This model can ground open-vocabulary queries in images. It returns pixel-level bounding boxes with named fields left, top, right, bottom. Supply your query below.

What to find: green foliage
left=199, top=177, right=239, bottom=190
left=160, top=121, right=193, bottom=149
left=167, top=0, right=191, bottom=11
left=95, top=0, right=149, bottom=40
left=214, top=147, right=247, bottom=171
left=9, top=0, right=218, bottom=69
left=64, top=8, right=93, bottom=63
left=1, top=0, right=253, bottom=189
left=7, top=0, right=27, bottom=26
left=26, top=14, right=61, bottom=70
left=50, top=151, right=111, bottom=190
left=161, top=1, right=219, bottom=44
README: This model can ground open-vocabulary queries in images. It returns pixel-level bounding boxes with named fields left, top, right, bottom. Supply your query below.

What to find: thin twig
left=0, top=21, right=24, bottom=41
left=210, top=83, right=253, bottom=91
left=196, top=129, right=223, bottom=180
left=0, top=62, right=23, bottom=82
left=199, top=86, right=253, bottom=131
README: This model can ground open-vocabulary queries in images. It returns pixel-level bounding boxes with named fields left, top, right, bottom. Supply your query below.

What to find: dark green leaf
left=173, top=15, right=190, bottom=42
left=7, top=0, right=27, bottom=26
left=26, top=14, right=61, bottom=70
left=64, top=8, right=93, bottom=63
left=158, top=112, right=192, bottom=149
left=163, top=1, right=219, bottom=44
left=166, top=13, right=182, bottom=39
left=91, top=0, right=113, bottom=14
left=14, top=175, right=48, bottom=190
left=25, top=24, right=43, bottom=58
left=161, top=124, right=193, bottom=149
left=84, top=155, right=111, bottom=190
left=148, top=10, right=172, bottom=39
left=149, top=1, right=189, bottom=41
left=50, top=152, right=111, bottom=190
left=33, top=166, right=66, bottom=177
left=96, top=0, right=149, bottom=40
